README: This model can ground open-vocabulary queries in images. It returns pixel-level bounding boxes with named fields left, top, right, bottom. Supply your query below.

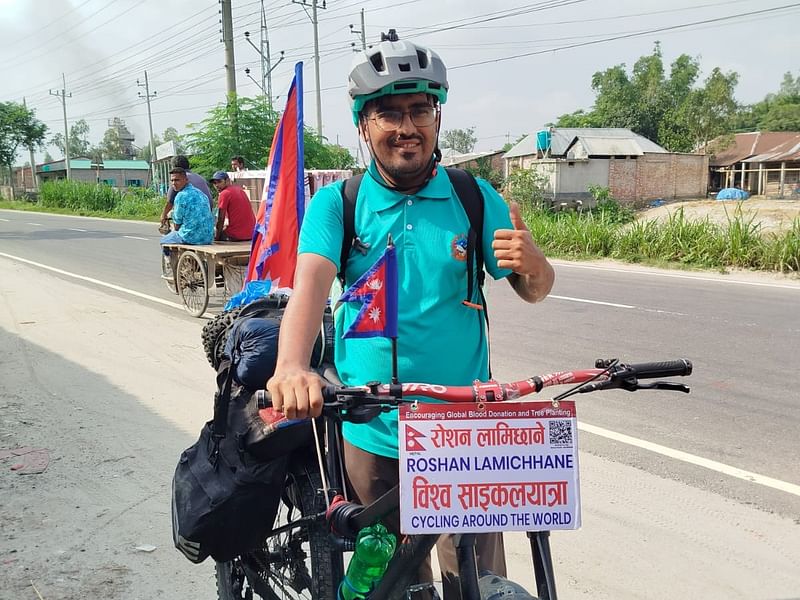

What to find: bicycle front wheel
left=215, top=457, right=339, bottom=600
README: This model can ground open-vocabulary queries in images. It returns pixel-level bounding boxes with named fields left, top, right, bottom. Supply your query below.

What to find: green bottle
left=338, top=523, right=397, bottom=600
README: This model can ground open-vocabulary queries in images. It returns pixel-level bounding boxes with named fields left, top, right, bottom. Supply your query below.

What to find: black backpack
left=339, top=167, right=491, bottom=364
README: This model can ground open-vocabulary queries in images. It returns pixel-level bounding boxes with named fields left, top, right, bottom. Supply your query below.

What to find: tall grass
left=36, top=180, right=162, bottom=219
left=523, top=198, right=800, bottom=274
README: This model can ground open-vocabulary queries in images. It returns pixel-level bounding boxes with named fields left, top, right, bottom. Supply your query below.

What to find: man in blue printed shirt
left=160, top=167, right=214, bottom=253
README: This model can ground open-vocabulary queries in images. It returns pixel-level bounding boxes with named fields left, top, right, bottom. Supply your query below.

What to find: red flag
left=340, top=242, right=398, bottom=339
left=245, top=62, right=305, bottom=288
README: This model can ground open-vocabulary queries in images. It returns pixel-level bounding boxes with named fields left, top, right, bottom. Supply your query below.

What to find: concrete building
left=504, top=128, right=708, bottom=206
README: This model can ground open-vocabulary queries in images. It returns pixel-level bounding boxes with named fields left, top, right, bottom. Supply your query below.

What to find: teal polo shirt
left=299, top=163, right=512, bottom=458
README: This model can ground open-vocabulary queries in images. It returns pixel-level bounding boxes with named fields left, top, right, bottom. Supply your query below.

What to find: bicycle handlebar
left=255, top=358, right=693, bottom=418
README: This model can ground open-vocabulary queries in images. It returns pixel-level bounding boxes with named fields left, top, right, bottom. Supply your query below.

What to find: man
left=230, top=156, right=246, bottom=172
left=159, top=155, right=213, bottom=230
left=160, top=167, right=214, bottom=251
left=209, top=170, right=256, bottom=241
left=267, top=30, right=554, bottom=599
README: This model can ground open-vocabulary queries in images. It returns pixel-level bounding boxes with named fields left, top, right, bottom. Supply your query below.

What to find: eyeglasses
left=367, top=105, right=438, bottom=131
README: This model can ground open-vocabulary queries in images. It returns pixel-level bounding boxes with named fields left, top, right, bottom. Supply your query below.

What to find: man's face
left=231, top=160, right=243, bottom=171
left=170, top=173, right=188, bottom=191
left=360, top=93, right=439, bottom=185
left=212, top=179, right=227, bottom=192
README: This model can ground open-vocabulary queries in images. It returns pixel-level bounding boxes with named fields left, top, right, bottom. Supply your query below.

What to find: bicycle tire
left=215, top=456, right=338, bottom=600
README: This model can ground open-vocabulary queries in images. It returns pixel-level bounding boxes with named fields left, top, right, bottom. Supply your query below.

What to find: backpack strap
left=444, top=168, right=485, bottom=308
left=444, top=167, right=492, bottom=377
left=339, top=174, right=365, bottom=286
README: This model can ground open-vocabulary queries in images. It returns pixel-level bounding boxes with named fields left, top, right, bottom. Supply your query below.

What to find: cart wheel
left=177, top=251, right=209, bottom=317
left=161, top=254, right=177, bottom=294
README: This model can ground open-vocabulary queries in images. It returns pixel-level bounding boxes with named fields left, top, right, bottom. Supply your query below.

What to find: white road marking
left=2, top=252, right=796, bottom=498
left=68, top=228, right=87, bottom=232
left=549, top=294, right=635, bottom=309
left=0, top=218, right=9, bottom=222
left=0, top=252, right=184, bottom=310
left=123, top=235, right=149, bottom=241
left=555, top=261, right=800, bottom=290
left=26, top=222, right=43, bottom=226
left=579, top=422, right=800, bottom=498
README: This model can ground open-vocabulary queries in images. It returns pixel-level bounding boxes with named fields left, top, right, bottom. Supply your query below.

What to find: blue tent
left=716, top=188, right=750, bottom=200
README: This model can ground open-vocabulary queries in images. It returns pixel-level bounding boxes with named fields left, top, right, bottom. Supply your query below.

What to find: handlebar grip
left=626, top=359, right=692, bottom=379
left=254, top=386, right=340, bottom=410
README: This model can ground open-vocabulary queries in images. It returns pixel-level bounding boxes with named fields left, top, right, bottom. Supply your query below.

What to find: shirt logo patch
left=451, top=233, right=468, bottom=262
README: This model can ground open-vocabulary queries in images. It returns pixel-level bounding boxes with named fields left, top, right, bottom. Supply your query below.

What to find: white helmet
left=348, top=29, right=448, bottom=124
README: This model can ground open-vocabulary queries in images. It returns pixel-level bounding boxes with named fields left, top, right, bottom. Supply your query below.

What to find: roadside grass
left=521, top=200, right=800, bottom=274
left=1, top=180, right=163, bottom=221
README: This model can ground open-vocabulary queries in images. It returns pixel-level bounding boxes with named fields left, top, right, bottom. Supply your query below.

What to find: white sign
left=155, top=140, right=177, bottom=161
left=399, top=401, right=581, bottom=534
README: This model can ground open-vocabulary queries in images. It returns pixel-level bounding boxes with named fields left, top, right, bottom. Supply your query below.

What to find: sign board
left=399, top=401, right=581, bottom=534
left=155, top=140, right=177, bottom=161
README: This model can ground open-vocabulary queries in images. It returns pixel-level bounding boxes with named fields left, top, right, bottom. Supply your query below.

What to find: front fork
left=529, top=530, right=558, bottom=600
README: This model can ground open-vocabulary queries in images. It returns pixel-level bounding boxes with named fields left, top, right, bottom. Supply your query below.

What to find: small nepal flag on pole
left=245, top=61, right=305, bottom=288
left=340, top=238, right=398, bottom=339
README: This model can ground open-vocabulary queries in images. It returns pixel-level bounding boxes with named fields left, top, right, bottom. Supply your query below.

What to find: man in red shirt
left=210, top=171, right=256, bottom=241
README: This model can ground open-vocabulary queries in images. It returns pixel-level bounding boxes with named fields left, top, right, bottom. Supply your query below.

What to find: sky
left=1, top=0, right=798, bottom=168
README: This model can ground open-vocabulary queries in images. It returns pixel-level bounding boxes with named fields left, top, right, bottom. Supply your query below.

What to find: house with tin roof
left=708, top=131, right=800, bottom=197
left=37, top=158, right=151, bottom=191
left=504, top=127, right=708, bottom=205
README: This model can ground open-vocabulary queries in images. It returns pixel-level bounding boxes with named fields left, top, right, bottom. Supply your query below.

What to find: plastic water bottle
left=338, top=523, right=397, bottom=600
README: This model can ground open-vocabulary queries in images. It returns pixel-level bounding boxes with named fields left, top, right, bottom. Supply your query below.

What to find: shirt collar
left=363, top=160, right=452, bottom=212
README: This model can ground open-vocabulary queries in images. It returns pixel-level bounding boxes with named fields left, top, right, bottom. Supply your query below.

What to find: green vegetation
left=11, top=179, right=164, bottom=220
left=519, top=189, right=799, bottom=273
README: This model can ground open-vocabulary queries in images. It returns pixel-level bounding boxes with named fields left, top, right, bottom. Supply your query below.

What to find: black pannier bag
left=171, top=300, right=335, bottom=563
left=171, top=361, right=289, bottom=564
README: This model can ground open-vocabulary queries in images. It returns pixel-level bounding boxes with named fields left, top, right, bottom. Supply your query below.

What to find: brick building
left=504, top=128, right=707, bottom=206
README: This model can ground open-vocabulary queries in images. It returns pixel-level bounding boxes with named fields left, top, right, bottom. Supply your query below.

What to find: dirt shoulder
left=638, top=197, right=800, bottom=235
left=0, top=258, right=216, bottom=600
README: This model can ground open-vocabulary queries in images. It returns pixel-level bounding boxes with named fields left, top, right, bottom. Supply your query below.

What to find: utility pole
left=49, top=73, right=72, bottom=180
left=22, top=97, right=38, bottom=191
left=220, top=0, right=237, bottom=100
left=293, top=0, right=325, bottom=140
left=244, top=32, right=285, bottom=111
left=137, top=71, right=157, bottom=190
left=349, top=9, right=366, bottom=51
left=260, top=0, right=273, bottom=109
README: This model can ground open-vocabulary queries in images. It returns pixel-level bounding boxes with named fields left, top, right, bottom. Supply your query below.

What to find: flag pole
left=388, top=233, right=399, bottom=385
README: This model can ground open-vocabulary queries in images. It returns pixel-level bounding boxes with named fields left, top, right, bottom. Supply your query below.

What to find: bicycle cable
left=550, top=359, right=619, bottom=403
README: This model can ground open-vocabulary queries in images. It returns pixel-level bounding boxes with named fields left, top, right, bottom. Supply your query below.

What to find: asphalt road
left=2, top=209, right=800, bottom=599
left=1, top=209, right=798, bottom=519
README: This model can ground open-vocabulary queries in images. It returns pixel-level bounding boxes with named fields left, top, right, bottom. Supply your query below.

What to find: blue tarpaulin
left=716, top=188, right=750, bottom=200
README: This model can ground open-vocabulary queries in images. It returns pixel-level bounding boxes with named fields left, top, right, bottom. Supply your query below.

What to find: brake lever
left=637, top=381, right=691, bottom=393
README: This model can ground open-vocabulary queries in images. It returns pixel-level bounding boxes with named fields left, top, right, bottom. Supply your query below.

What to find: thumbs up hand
left=492, top=201, right=548, bottom=276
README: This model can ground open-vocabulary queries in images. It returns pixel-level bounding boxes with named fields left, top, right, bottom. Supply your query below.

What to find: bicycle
left=215, top=358, right=693, bottom=600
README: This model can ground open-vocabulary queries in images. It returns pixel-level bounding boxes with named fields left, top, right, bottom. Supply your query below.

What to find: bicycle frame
left=263, top=358, right=692, bottom=600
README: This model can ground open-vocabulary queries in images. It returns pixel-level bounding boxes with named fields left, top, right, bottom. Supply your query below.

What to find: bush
left=37, top=179, right=162, bottom=219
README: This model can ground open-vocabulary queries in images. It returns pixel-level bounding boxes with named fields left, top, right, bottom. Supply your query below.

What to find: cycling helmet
left=348, top=29, right=448, bottom=124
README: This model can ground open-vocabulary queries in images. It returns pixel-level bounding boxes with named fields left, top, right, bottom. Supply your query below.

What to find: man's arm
left=266, top=253, right=337, bottom=419
left=493, top=201, right=555, bottom=303
left=161, top=187, right=176, bottom=224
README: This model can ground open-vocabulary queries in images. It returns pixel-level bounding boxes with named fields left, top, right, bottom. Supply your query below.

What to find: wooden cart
left=161, top=241, right=250, bottom=317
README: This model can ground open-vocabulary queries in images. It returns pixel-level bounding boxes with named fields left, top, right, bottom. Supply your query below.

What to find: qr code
left=549, top=420, right=573, bottom=448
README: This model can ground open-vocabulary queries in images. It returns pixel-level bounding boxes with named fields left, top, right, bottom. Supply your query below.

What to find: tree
left=736, top=71, right=800, bottom=132
left=185, top=96, right=354, bottom=178
left=555, top=44, right=739, bottom=152
left=43, top=150, right=53, bottom=163
left=50, top=118, right=91, bottom=158
left=464, top=155, right=503, bottom=189
left=162, top=127, right=186, bottom=154
left=0, top=101, right=47, bottom=182
left=441, top=127, right=477, bottom=153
